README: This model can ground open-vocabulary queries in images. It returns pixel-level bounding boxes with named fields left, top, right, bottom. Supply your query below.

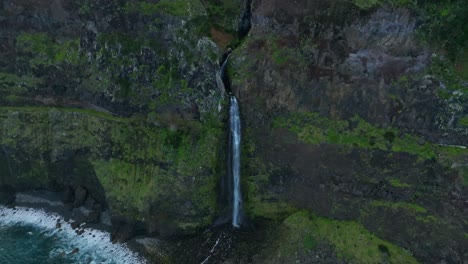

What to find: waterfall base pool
left=0, top=206, right=145, bottom=264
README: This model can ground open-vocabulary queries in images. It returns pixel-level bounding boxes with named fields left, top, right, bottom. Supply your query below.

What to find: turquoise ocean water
left=0, top=206, right=144, bottom=264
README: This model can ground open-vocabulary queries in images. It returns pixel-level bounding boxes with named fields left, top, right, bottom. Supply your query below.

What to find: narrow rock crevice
left=238, top=0, right=252, bottom=40
left=219, top=0, right=252, bottom=95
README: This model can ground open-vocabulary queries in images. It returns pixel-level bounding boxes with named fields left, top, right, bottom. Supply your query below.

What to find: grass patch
left=283, top=211, right=418, bottom=263
left=201, top=0, right=242, bottom=33
left=371, top=200, right=427, bottom=214
left=0, top=106, right=134, bottom=123
left=418, top=1, right=467, bottom=61
left=274, top=112, right=436, bottom=160
left=458, top=115, right=468, bottom=127
left=16, top=33, right=82, bottom=68
left=350, top=0, right=415, bottom=9
left=427, top=56, right=468, bottom=100
left=0, top=107, right=223, bottom=228
left=0, top=72, right=42, bottom=94
left=123, top=0, right=204, bottom=17
left=388, top=178, right=412, bottom=188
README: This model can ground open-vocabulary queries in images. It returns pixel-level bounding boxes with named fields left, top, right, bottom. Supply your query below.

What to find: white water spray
left=0, top=206, right=145, bottom=264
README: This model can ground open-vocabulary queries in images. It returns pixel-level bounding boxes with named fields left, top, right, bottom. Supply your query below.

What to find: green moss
left=352, top=0, right=380, bottom=9
left=418, top=1, right=467, bottom=61
left=0, top=107, right=222, bottom=229
left=243, top=148, right=297, bottom=220
left=246, top=192, right=297, bottom=220
left=461, top=167, right=468, bottom=186
left=455, top=50, right=468, bottom=80
left=283, top=211, right=419, bottom=263
left=388, top=178, right=411, bottom=188
left=436, top=145, right=468, bottom=186
left=201, top=0, right=242, bottom=33
left=274, top=112, right=436, bottom=160
left=267, top=37, right=304, bottom=67
left=414, top=215, right=439, bottom=224
left=351, top=0, right=415, bottom=9
left=0, top=72, right=43, bottom=94
left=458, top=115, right=468, bottom=127
left=427, top=56, right=468, bottom=100
left=371, top=200, right=427, bottom=214
left=124, top=0, right=204, bottom=17
left=16, top=33, right=82, bottom=68
left=92, top=159, right=158, bottom=217
left=17, top=160, right=50, bottom=188
left=0, top=106, right=134, bottom=123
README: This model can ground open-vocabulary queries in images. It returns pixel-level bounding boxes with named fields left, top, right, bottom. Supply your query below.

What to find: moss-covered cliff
left=0, top=0, right=467, bottom=263
left=0, top=106, right=223, bottom=231
left=227, top=0, right=467, bottom=263
left=0, top=0, right=245, bottom=235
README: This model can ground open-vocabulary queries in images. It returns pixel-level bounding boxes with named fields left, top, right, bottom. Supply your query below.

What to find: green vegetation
left=388, top=178, right=412, bottom=188
left=419, top=1, right=468, bottom=61
left=427, top=56, right=468, bottom=99
left=436, top=144, right=468, bottom=186
left=0, top=106, right=134, bottom=123
left=244, top=154, right=297, bottom=220
left=274, top=112, right=436, bottom=160
left=12, top=1, right=222, bottom=109
left=274, top=112, right=468, bottom=183
left=282, top=211, right=419, bottom=263
left=458, top=166, right=468, bottom=186
left=351, top=0, right=380, bottom=9
left=16, top=33, right=82, bottom=68
left=123, top=0, right=204, bottom=17
left=268, top=37, right=305, bottom=67
left=455, top=50, right=468, bottom=79
left=350, top=0, right=415, bottom=9
left=458, top=115, right=468, bottom=127
left=403, top=0, right=468, bottom=67
left=201, top=0, right=242, bottom=33
left=371, top=200, right=427, bottom=213
left=0, top=107, right=223, bottom=230
left=0, top=72, right=42, bottom=96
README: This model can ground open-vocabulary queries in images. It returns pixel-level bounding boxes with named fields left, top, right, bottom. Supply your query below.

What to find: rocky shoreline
left=0, top=190, right=153, bottom=263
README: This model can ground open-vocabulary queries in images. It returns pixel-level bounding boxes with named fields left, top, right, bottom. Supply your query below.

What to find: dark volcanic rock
left=61, top=185, right=74, bottom=204
left=0, top=186, right=15, bottom=205
left=73, top=186, right=87, bottom=208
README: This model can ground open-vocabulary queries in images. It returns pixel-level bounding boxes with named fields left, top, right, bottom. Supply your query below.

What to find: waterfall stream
left=229, top=96, right=242, bottom=228
left=217, top=0, right=252, bottom=229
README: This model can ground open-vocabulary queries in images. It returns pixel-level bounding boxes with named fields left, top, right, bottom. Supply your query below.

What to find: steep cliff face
left=0, top=0, right=245, bottom=235
left=229, top=0, right=467, bottom=263
left=0, top=0, right=467, bottom=263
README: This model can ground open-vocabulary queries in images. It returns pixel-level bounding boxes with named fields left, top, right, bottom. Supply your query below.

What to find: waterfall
left=217, top=51, right=243, bottom=228
left=229, top=96, right=242, bottom=228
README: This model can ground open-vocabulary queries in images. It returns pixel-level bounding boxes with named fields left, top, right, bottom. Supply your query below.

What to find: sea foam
left=0, top=206, right=146, bottom=264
